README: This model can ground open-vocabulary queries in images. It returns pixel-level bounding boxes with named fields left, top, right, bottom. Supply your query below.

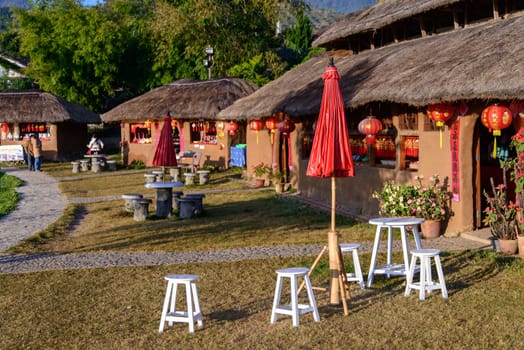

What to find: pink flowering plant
left=503, top=126, right=524, bottom=234
left=373, top=174, right=452, bottom=221
left=411, top=175, right=452, bottom=221
left=483, top=179, right=518, bottom=240
left=252, top=162, right=270, bottom=178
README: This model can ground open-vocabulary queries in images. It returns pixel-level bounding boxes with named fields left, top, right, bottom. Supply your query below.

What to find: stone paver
left=0, top=167, right=491, bottom=275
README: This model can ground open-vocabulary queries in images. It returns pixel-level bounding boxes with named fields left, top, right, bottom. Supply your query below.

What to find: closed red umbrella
left=306, top=58, right=354, bottom=310
left=152, top=114, right=178, bottom=170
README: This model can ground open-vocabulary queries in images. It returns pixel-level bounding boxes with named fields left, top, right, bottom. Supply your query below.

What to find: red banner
left=450, top=119, right=460, bottom=202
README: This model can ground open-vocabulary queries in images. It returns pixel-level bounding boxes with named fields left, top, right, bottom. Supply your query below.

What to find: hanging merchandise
left=249, top=119, right=264, bottom=144
left=358, top=116, right=383, bottom=144
left=427, top=103, right=454, bottom=148
left=277, top=118, right=296, bottom=170
left=459, top=101, right=469, bottom=116
left=1, top=123, right=8, bottom=140
left=481, top=104, right=513, bottom=158
left=227, top=121, right=239, bottom=136
left=510, top=100, right=524, bottom=129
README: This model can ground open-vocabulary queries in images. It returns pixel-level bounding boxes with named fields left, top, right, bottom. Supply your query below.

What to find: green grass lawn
left=1, top=165, right=523, bottom=349
left=0, top=171, right=23, bottom=217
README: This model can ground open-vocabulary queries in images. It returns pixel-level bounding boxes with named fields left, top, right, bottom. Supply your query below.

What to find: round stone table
left=145, top=181, right=184, bottom=218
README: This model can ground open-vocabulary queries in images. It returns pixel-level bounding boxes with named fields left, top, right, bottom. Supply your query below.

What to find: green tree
left=14, top=0, right=154, bottom=111
left=12, top=0, right=308, bottom=111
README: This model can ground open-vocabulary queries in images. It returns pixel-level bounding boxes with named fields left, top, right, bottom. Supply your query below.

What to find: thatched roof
left=0, top=90, right=101, bottom=124
left=101, top=78, right=257, bottom=122
left=313, top=0, right=462, bottom=47
left=219, top=14, right=524, bottom=120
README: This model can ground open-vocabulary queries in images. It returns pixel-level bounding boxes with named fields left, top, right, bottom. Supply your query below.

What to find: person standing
left=23, top=136, right=34, bottom=171
left=87, top=134, right=104, bottom=155
left=31, top=134, right=43, bottom=171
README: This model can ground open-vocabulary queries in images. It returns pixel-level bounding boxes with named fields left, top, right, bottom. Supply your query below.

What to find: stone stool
left=178, top=198, right=197, bottom=219
left=133, top=198, right=152, bottom=221
left=159, top=274, right=203, bottom=333
left=340, top=243, right=365, bottom=289
left=170, top=167, right=181, bottom=182
left=184, top=194, right=205, bottom=215
left=172, top=191, right=184, bottom=212
left=122, top=193, right=144, bottom=213
left=144, top=174, right=156, bottom=183
left=184, top=172, right=196, bottom=185
left=405, top=249, right=448, bottom=301
left=91, top=160, right=101, bottom=173
left=80, top=159, right=90, bottom=172
left=270, top=267, right=320, bottom=327
left=106, top=160, right=117, bottom=171
left=71, top=161, right=80, bottom=173
left=152, top=170, right=165, bottom=182
left=197, top=170, right=211, bottom=185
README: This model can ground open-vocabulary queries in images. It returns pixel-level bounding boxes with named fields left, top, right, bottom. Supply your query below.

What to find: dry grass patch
left=0, top=250, right=522, bottom=349
left=12, top=190, right=372, bottom=254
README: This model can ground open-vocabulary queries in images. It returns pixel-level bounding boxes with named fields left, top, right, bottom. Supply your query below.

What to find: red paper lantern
left=265, top=116, right=278, bottom=131
left=358, top=116, right=383, bottom=144
left=227, top=121, right=239, bottom=136
left=277, top=119, right=295, bottom=138
left=481, top=104, right=513, bottom=158
left=1, top=123, right=8, bottom=133
left=265, top=116, right=278, bottom=145
left=249, top=119, right=264, bottom=144
left=427, top=103, right=455, bottom=148
left=427, top=103, right=454, bottom=126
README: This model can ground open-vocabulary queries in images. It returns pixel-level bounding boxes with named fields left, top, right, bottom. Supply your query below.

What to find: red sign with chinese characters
left=450, top=119, right=460, bottom=202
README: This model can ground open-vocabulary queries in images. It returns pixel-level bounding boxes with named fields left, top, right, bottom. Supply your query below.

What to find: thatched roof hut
left=219, top=13, right=524, bottom=119
left=313, top=0, right=462, bottom=47
left=0, top=90, right=101, bottom=123
left=102, top=78, right=257, bottom=123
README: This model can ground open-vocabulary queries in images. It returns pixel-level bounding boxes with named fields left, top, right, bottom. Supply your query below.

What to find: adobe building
left=218, top=0, right=524, bottom=236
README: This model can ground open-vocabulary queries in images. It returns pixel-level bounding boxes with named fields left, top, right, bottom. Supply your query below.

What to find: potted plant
left=411, top=175, right=453, bottom=238
left=372, top=181, right=418, bottom=217
left=372, top=174, right=453, bottom=238
left=252, top=162, right=270, bottom=187
left=483, top=177, right=519, bottom=254
left=269, top=168, right=286, bottom=193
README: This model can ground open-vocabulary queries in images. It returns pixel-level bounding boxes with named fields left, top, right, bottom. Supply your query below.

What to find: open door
left=475, top=119, right=517, bottom=228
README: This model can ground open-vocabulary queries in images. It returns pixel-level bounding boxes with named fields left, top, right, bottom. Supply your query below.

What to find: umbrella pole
left=329, top=175, right=340, bottom=304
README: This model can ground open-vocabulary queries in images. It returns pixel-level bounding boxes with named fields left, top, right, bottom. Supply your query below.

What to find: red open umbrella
left=306, top=58, right=354, bottom=310
left=152, top=114, right=178, bottom=171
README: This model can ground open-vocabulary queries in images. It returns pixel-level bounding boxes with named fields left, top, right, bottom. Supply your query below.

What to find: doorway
left=473, top=119, right=516, bottom=228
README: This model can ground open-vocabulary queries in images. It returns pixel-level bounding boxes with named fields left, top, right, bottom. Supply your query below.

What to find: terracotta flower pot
left=499, top=239, right=518, bottom=255
left=517, top=236, right=524, bottom=258
left=255, top=178, right=265, bottom=188
left=421, top=220, right=441, bottom=239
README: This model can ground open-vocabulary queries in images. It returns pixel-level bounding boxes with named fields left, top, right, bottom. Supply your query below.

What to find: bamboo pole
left=329, top=175, right=340, bottom=304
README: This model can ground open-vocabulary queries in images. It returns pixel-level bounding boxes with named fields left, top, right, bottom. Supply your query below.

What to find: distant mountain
left=308, top=0, right=376, bottom=14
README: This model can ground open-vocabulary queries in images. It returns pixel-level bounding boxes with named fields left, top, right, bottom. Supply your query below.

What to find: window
left=131, top=122, right=152, bottom=144
left=190, top=121, right=217, bottom=145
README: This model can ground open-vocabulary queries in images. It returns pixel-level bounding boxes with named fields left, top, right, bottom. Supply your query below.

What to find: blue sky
left=82, top=0, right=103, bottom=6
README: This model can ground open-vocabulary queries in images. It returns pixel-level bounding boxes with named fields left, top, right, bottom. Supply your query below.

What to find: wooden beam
left=453, top=9, right=460, bottom=29
left=418, top=17, right=427, bottom=37
left=493, top=0, right=500, bottom=19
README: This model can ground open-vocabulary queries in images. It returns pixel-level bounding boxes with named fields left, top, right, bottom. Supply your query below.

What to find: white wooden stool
left=340, top=243, right=365, bottom=289
left=270, top=267, right=320, bottom=327
left=405, top=249, right=448, bottom=301
left=159, top=274, right=203, bottom=333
